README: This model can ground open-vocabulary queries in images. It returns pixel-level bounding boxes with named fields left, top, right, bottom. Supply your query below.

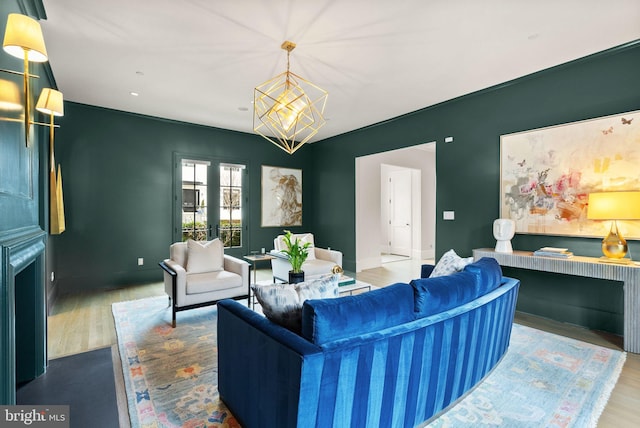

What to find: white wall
left=355, top=143, right=436, bottom=271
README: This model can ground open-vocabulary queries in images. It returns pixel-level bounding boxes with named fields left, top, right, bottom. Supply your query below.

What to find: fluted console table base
left=473, top=248, right=640, bottom=353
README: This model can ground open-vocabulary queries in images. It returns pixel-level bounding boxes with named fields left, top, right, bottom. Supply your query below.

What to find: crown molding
left=17, top=0, right=46, bottom=20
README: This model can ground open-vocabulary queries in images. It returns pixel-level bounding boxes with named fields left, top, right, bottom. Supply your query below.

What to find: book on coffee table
left=338, top=275, right=356, bottom=286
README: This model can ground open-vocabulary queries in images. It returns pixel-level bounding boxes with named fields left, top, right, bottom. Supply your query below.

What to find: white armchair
left=270, top=233, right=342, bottom=282
left=160, top=239, right=250, bottom=327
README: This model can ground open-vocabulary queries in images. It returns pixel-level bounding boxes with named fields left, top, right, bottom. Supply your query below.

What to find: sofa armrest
left=314, top=247, right=342, bottom=266
left=223, top=254, right=250, bottom=277
left=160, top=259, right=187, bottom=301
left=269, top=249, right=289, bottom=260
left=269, top=250, right=291, bottom=282
left=421, top=264, right=435, bottom=278
left=217, top=299, right=324, bottom=427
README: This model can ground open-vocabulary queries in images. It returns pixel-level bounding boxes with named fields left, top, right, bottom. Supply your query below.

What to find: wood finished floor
left=48, top=258, right=640, bottom=427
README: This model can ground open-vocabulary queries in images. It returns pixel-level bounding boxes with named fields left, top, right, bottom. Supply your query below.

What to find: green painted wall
left=0, top=0, right=54, bottom=405
left=310, top=42, right=640, bottom=335
left=50, top=37, right=640, bottom=334
left=54, top=103, right=315, bottom=291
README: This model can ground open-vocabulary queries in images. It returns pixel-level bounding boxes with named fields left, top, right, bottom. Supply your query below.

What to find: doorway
left=355, top=143, right=436, bottom=272
left=174, top=155, right=247, bottom=258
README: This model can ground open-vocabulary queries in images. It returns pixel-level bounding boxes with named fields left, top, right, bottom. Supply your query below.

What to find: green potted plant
left=281, top=230, right=311, bottom=284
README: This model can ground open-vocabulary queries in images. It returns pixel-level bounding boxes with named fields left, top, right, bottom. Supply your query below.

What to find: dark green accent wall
left=1, top=0, right=53, bottom=405
left=49, top=37, right=640, bottom=334
left=310, top=41, right=640, bottom=335
left=54, top=104, right=315, bottom=291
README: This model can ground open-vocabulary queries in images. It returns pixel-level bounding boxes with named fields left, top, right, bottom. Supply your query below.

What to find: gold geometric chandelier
left=253, top=41, right=328, bottom=154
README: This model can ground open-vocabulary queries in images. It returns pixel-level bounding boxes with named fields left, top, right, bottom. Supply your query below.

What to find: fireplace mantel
left=0, top=225, right=47, bottom=404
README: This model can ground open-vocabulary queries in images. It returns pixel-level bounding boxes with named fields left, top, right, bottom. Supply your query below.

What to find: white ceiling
left=39, top=0, right=640, bottom=143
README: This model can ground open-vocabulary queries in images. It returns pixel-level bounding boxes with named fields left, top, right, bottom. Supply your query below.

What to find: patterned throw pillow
left=185, top=239, right=224, bottom=273
left=253, top=274, right=339, bottom=333
left=429, top=249, right=473, bottom=278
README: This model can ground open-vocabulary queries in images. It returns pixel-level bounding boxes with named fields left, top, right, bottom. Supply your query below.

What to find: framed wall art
left=261, top=165, right=302, bottom=227
left=500, top=110, right=640, bottom=238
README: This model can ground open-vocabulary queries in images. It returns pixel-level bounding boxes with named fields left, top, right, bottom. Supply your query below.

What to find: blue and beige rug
left=113, top=296, right=626, bottom=427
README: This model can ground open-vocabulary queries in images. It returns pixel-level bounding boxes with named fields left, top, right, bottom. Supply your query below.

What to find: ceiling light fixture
left=253, top=41, right=327, bottom=154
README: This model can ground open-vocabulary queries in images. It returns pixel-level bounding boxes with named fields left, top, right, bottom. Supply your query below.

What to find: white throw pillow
left=298, top=233, right=316, bottom=260
left=186, top=239, right=224, bottom=274
left=429, top=249, right=473, bottom=278
left=253, top=273, right=339, bottom=332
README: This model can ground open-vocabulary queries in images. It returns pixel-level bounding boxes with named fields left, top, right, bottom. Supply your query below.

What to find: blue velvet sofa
left=217, top=257, right=520, bottom=428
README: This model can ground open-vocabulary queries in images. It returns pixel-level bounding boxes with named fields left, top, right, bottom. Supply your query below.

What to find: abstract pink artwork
left=500, top=110, right=640, bottom=238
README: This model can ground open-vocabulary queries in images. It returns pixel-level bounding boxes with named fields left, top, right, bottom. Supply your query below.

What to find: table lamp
left=587, top=191, right=640, bottom=262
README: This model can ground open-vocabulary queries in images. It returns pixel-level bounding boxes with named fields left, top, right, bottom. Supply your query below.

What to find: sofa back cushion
left=301, top=282, right=414, bottom=345
left=411, top=257, right=503, bottom=318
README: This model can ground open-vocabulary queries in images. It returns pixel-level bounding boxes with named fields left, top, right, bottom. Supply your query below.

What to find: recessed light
left=130, top=91, right=139, bottom=97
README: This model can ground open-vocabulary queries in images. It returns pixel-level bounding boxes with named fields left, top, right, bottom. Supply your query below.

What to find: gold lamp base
left=601, top=220, right=629, bottom=260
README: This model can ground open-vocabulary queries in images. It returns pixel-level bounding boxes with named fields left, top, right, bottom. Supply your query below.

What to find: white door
left=389, top=169, right=412, bottom=256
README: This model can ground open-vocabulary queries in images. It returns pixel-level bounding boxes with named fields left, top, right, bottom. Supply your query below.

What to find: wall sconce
left=36, top=88, right=66, bottom=235
left=587, top=191, right=640, bottom=263
left=2, top=13, right=49, bottom=146
left=0, top=78, right=21, bottom=111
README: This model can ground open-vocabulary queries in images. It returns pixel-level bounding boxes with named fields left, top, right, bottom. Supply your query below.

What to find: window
left=219, top=164, right=245, bottom=248
left=181, top=160, right=209, bottom=241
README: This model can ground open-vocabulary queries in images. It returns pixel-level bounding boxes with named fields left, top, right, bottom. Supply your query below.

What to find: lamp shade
left=587, top=191, right=640, bottom=220
left=0, top=78, right=21, bottom=111
left=3, top=13, right=48, bottom=62
left=36, top=88, right=64, bottom=116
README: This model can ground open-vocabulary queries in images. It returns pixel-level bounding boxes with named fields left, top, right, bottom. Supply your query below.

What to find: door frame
left=173, top=152, right=249, bottom=258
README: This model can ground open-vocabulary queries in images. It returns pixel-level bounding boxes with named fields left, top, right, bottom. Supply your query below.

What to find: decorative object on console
left=261, top=165, right=302, bottom=227
left=587, top=191, right=640, bottom=262
left=36, top=88, right=66, bottom=234
left=281, top=230, right=311, bottom=284
left=493, top=218, right=515, bottom=253
left=500, top=110, right=640, bottom=238
left=253, top=41, right=328, bottom=154
left=533, top=247, right=573, bottom=258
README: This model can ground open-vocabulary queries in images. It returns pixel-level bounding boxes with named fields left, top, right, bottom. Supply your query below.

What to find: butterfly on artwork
left=601, top=126, right=613, bottom=135
left=621, top=117, right=634, bottom=125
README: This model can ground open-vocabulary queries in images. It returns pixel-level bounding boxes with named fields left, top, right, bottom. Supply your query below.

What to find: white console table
left=473, top=248, right=640, bottom=353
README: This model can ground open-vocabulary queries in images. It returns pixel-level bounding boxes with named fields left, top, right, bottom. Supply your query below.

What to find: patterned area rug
left=113, top=296, right=626, bottom=428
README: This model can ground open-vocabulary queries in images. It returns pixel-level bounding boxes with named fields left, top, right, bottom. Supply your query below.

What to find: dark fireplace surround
left=0, top=226, right=47, bottom=405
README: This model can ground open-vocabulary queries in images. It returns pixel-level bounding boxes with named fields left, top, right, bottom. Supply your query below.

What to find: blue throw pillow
left=301, top=282, right=414, bottom=345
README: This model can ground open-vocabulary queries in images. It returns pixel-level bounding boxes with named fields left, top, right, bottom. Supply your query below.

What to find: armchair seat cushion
left=186, top=270, right=243, bottom=295
left=300, top=259, right=337, bottom=277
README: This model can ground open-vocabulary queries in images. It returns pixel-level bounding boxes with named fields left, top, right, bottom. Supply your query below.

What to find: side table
left=243, top=254, right=275, bottom=308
